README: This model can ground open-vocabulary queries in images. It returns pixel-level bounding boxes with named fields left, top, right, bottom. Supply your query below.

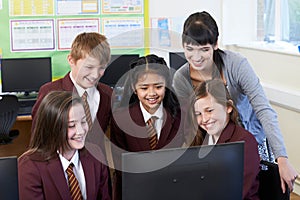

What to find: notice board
left=0, top=0, right=149, bottom=79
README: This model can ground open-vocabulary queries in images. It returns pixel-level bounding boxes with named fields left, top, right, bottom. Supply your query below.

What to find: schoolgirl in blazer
left=110, top=54, right=183, bottom=200
left=19, top=91, right=111, bottom=200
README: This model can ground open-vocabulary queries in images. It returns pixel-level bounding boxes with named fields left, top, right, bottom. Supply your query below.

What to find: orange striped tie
left=147, top=116, right=158, bottom=149
left=66, top=163, right=83, bottom=200
left=82, top=91, right=92, bottom=130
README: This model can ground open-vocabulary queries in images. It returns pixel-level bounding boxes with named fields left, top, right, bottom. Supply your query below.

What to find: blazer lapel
left=80, top=150, right=96, bottom=199
left=47, top=157, right=71, bottom=200
left=156, top=109, right=173, bottom=148
left=201, top=121, right=235, bottom=145
left=217, top=121, right=235, bottom=144
left=62, top=72, right=77, bottom=92
left=130, top=104, right=152, bottom=150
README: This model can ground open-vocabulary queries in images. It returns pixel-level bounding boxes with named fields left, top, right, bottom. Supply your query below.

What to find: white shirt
left=208, top=135, right=218, bottom=145
left=59, top=150, right=87, bottom=200
left=140, top=102, right=164, bottom=139
left=69, top=73, right=100, bottom=122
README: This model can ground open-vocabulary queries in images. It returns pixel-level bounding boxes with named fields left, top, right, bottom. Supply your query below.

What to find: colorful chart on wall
left=0, top=0, right=149, bottom=80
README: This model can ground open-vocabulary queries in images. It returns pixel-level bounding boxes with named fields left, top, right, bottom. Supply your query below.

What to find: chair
left=0, top=94, right=20, bottom=144
left=259, top=160, right=290, bottom=200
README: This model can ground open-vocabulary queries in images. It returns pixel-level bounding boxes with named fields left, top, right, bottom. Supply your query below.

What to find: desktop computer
left=1, top=57, right=51, bottom=116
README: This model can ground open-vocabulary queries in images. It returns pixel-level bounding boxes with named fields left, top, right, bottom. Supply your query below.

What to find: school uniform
left=203, top=120, right=260, bottom=200
left=32, top=72, right=112, bottom=134
left=31, top=72, right=112, bottom=163
left=111, top=102, right=182, bottom=152
left=18, top=148, right=111, bottom=200
left=110, top=102, right=182, bottom=200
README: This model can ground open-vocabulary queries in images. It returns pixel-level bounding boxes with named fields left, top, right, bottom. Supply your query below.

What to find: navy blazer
left=110, top=102, right=183, bottom=200
left=18, top=148, right=111, bottom=200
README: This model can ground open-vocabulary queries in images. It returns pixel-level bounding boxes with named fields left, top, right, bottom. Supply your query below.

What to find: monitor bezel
left=1, top=57, right=52, bottom=95
left=169, top=52, right=187, bottom=70
left=99, top=54, right=139, bottom=88
left=122, top=142, right=244, bottom=200
left=0, top=156, right=19, bottom=199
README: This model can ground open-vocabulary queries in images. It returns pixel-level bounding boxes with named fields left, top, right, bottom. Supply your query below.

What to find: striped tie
left=66, top=163, right=83, bottom=200
left=82, top=91, right=92, bottom=130
left=147, top=116, right=158, bottom=149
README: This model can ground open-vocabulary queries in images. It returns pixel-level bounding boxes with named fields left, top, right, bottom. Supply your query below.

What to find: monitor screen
left=1, top=57, right=52, bottom=96
left=169, top=52, right=187, bottom=70
left=99, top=54, right=139, bottom=88
left=0, top=156, right=19, bottom=200
left=122, top=142, right=244, bottom=200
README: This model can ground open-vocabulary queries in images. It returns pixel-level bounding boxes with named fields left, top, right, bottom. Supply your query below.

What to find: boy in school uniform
left=32, top=32, right=113, bottom=164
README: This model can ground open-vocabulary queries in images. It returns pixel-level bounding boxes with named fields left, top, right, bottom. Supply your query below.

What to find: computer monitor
left=1, top=57, right=52, bottom=98
left=122, top=142, right=244, bottom=200
left=169, top=52, right=187, bottom=70
left=99, top=54, right=139, bottom=88
left=0, top=156, right=19, bottom=200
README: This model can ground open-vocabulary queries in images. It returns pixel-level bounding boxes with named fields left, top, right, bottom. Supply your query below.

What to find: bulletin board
left=0, top=0, right=149, bottom=79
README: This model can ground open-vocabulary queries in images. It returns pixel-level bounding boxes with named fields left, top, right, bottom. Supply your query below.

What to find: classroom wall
left=148, top=0, right=222, bottom=61
left=147, top=0, right=257, bottom=66
left=226, top=45, right=300, bottom=194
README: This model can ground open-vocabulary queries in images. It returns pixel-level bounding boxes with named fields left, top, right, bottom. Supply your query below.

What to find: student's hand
left=277, top=156, right=299, bottom=193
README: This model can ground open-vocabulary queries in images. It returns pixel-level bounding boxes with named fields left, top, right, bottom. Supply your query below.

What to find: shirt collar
left=59, top=150, right=80, bottom=172
left=69, top=73, right=96, bottom=97
left=140, top=102, right=164, bottom=123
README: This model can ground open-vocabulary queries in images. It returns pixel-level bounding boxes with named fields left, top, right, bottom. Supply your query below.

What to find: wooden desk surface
left=0, top=115, right=32, bottom=157
left=16, top=115, right=32, bottom=121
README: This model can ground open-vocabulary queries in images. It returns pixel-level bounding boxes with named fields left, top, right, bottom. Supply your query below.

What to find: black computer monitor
left=1, top=57, right=52, bottom=98
left=122, top=142, right=244, bottom=200
left=169, top=52, right=187, bottom=70
left=99, top=54, right=139, bottom=88
left=0, top=156, right=19, bottom=200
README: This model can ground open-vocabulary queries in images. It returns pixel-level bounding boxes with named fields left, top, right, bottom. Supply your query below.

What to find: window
left=287, top=0, right=300, bottom=43
left=260, top=0, right=300, bottom=44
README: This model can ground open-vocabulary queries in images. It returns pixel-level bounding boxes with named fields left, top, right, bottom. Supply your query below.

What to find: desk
left=0, top=115, right=32, bottom=157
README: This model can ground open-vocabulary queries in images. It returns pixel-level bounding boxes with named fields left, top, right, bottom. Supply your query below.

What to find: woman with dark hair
left=110, top=54, right=182, bottom=200
left=173, top=11, right=298, bottom=192
left=187, top=79, right=260, bottom=199
left=18, top=91, right=111, bottom=200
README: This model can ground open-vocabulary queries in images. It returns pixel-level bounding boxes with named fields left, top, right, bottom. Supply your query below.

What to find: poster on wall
left=1, top=0, right=147, bottom=78
left=56, top=0, right=99, bottom=15
left=9, top=0, right=54, bottom=16
left=102, top=17, right=144, bottom=48
left=151, top=17, right=185, bottom=51
left=57, top=18, right=100, bottom=50
left=10, top=19, right=55, bottom=51
left=102, top=0, right=143, bottom=14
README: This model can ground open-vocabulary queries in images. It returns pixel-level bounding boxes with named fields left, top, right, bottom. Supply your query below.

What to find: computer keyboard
left=18, top=99, right=36, bottom=116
